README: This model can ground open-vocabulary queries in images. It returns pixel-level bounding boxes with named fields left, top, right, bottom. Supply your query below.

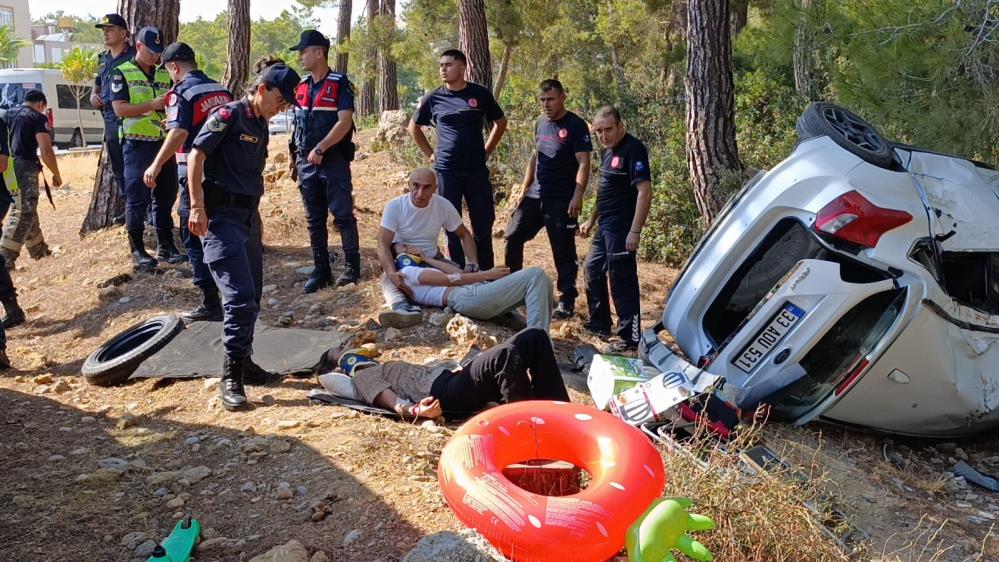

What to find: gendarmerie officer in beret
left=186, top=61, right=298, bottom=411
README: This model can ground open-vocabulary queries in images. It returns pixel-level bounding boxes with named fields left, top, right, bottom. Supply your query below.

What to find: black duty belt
left=204, top=188, right=257, bottom=210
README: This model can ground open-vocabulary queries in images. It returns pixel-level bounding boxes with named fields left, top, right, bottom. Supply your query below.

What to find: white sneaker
left=378, top=304, right=422, bottom=329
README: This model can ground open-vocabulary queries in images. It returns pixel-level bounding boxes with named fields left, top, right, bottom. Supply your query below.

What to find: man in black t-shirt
left=505, top=79, right=591, bottom=319
left=407, top=49, right=507, bottom=270
left=0, top=90, right=61, bottom=271
left=580, top=106, right=652, bottom=353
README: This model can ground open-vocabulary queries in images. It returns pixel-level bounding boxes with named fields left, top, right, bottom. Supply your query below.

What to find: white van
left=0, top=68, right=105, bottom=148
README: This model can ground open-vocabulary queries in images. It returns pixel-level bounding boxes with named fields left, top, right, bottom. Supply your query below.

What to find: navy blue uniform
left=0, top=117, right=11, bottom=210
left=291, top=70, right=359, bottom=270
left=191, top=99, right=268, bottom=358
left=110, top=62, right=178, bottom=235
left=165, top=71, right=233, bottom=289
left=584, top=133, right=652, bottom=346
left=414, top=82, right=504, bottom=269
left=95, top=45, right=137, bottom=194
left=505, top=111, right=592, bottom=308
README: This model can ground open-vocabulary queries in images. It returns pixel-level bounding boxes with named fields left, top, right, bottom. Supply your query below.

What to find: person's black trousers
left=432, top=327, right=570, bottom=418
left=584, top=225, right=641, bottom=344
left=504, top=195, right=579, bottom=307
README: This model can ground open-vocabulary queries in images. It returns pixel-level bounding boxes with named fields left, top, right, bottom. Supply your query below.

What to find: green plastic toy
left=147, top=515, right=200, bottom=562
left=626, top=497, right=715, bottom=562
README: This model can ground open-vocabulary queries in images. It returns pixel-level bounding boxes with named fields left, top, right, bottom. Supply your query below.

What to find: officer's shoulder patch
left=217, top=107, right=232, bottom=120
left=635, top=160, right=646, bottom=172
left=207, top=118, right=227, bottom=133
left=165, top=91, right=179, bottom=107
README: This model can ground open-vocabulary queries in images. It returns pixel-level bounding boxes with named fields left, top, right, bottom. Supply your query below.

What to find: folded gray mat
left=307, top=389, right=399, bottom=418
left=130, top=320, right=348, bottom=379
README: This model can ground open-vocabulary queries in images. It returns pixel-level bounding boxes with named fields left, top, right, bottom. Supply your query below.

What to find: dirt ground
left=1, top=130, right=997, bottom=561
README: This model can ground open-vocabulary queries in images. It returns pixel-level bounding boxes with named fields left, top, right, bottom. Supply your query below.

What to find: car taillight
left=45, top=108, right=54, bottom=132
left=813, top=190, right=912, bottom=248
left=834, top=358, right=870, bottom=396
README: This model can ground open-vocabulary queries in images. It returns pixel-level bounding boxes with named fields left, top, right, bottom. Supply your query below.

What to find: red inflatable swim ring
left=437, top=401, right=666, bottom=561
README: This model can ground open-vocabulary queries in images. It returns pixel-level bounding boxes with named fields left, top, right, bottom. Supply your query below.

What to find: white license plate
left=732, top=302, right=805, bottom=374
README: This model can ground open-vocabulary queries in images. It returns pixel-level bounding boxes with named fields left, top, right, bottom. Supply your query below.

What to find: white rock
left=295, top=266, right=315, bottom=276
left=249, top=539, right=308, bottom=562
left=181, top=465, right=212, bottom=484
left=342, top=529, right=361, bottom=546
left=203, top=378, right=221, bottom=391
left=262, top=284, right=278, bottom=293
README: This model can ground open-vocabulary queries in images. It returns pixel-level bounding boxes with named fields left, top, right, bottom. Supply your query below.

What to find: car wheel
left=82, top=315, right=184, bottom=386
left=70, top=129, right=84, bottom=148
left=796, top=102, right=895, bottom=169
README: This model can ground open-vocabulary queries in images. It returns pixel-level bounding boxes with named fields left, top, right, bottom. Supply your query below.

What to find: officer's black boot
left=155, top=229, right=186, bottom=264
left=182, top=285, right=223, bottom=322
left=335, top=252, right=361, bottom=287
left=220, top=355, right=249, bottom=411
left=128, top=230, right=158, bottom=271
left=303, top=250, right=334, bottom=294
left=242, top=357, right=283, bottom=386
left=1, top=294, right=24, bottom=329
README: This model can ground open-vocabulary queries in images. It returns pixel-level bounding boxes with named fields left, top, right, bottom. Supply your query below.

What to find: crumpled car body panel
left=657, top=136, right=999, bottom=437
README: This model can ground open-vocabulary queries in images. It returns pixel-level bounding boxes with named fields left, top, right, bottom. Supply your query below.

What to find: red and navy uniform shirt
left=292, top=70, right=354, bottom=155
left=413, top=82, right=504, bottom=172
left=597, top=133, right=652, bottom=232
left=192, top=99, right=269, bottom=197
left=165, top=70, right=234, bottom=158
left=534, top=110, right=592, bottom=197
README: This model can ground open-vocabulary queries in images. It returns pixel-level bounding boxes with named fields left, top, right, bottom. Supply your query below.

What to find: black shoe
left=601, top=340, right=639, bottom=354
left=582, top=321, right=612, bottom=338
left=0, top=348, right=10, bottom=370
left=155, top=229, right=186, bottom=264
left=552, top=302, right=574, bottom=320
left=335, top=252, right=361, bottom=287
left=181, top=286, right=223, bottom=322
left=220, top=356, right=249, bottom=411
left=304, top=267, right=333, bottom=294
left=0, top=250, right=15, bottom=270
left=128, top=230, right=158, bottom=271
left=1, top=294, right=25, bottom=329
left=242, top=358, right=283, bottom=386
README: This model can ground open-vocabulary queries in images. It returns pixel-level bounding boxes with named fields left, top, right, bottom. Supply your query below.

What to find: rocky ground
left=0, top=129, right=997, bottom=561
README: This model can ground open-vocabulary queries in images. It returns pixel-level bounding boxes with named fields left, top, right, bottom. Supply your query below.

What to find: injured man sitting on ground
left=391, top=249, right=554, bottom=331
left=316, top=328, right=571, bottom=420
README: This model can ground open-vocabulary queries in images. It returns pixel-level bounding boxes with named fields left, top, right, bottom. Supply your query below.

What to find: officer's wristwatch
left=464, top=263, right=480, bottom=273
left=313, top=146, right=325, bottom=156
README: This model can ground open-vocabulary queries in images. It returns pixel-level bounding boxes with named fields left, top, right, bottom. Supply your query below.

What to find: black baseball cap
left=289, top=30, right=331, bottom=52
left=95, top=14, right=128, bottom=30
left=136, top=26, right=165, bottom=54
left=162, top=42, right=196, bottom=64
left=261, top=64, right=301, bottom=107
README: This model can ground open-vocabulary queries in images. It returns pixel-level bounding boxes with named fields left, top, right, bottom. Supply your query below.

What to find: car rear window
left=763, top=287, right=906, bottom=420
left=0, top=81, right=43, bottom=110
left=703, top=220, right=890, bottom=348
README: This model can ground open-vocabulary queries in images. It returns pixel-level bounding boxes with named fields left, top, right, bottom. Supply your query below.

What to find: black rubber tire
left=82, top=315, right=184, bottom=386
left=796, top=102, right=895, bottom=169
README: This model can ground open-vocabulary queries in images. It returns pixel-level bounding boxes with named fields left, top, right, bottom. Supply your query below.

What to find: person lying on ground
left=377, top=167, right=479, bottom=328
left=316, top=327, right=571, bottom=420
left=394, top=250, right=554, bottom=331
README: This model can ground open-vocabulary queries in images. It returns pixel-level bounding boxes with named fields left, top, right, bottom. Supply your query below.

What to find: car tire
left=796, top=102, right=895, bottom=169
left=82, top=315, right=184, bottom=386
left=70, top=129, right=84, bottom=148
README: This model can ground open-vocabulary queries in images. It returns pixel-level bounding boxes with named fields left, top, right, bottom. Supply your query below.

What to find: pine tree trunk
left=731, top=0, right=750, bottom=36
left=378, top=0, right=399, bottom=111
left=357, top=0, right=379, bottom=116
left=457, top=0, right=492, bottom=91
left=222, top=0, right=251, bottom=96
left=335, top=0, right=351, bottom=74
left=82, top=0, right=180, bottom=235
left=493, top=43, right=512, bottom=98
left=793, top=0, right=824, bottom=101
left=685, top=0, right=742, bottom=224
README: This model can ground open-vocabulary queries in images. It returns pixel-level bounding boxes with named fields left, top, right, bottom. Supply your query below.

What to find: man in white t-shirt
left=378, top=168, right=479, bottom=328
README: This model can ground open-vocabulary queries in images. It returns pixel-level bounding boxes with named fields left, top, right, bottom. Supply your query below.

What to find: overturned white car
left=645, top=102, right=999, bottom=438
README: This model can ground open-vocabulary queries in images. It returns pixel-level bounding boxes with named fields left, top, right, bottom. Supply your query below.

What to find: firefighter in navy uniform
left=110, top=26, right=183, bottom=271
left=143, top=42, right=234, bottom=321
left=186, top=61, right=297, bottom=411
left=91, top=13, right=136, bottom=206
left=580, top=106, right=652, bottom=354
left=288, top=30, right=360, bottom=293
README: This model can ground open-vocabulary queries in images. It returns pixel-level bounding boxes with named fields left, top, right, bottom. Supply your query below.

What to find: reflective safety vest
left=2, top=157, right=16, bottom=195
left=117, top=61, right=170, bottom=142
